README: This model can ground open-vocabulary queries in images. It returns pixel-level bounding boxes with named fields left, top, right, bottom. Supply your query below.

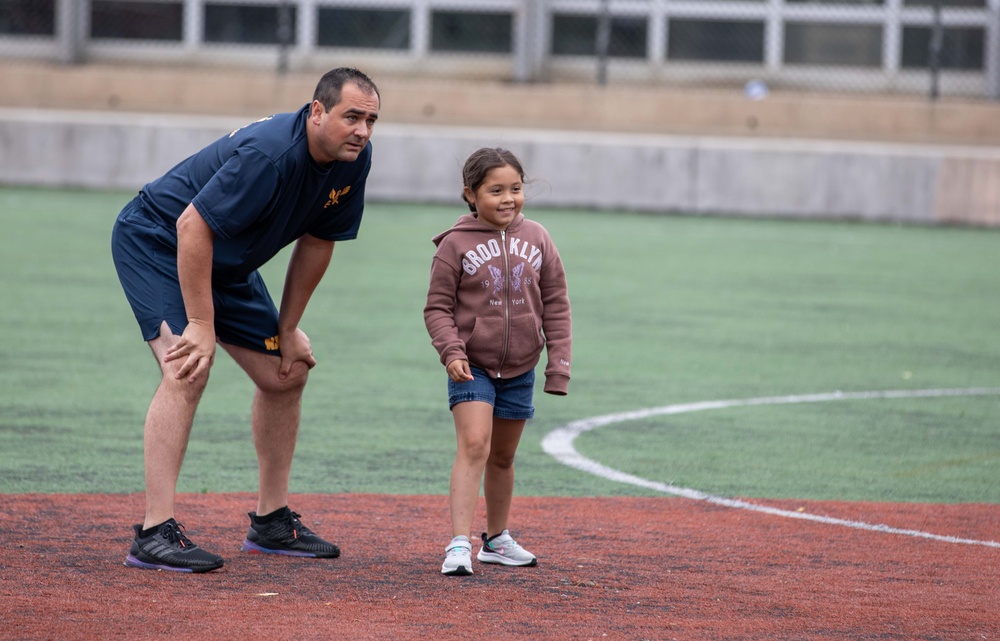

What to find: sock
left=139, top=519, right=172, bottom=538
left=252, top=506, right=289, bottom=524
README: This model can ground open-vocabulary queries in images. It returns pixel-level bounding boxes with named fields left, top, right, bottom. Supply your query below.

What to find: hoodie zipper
left=497, top=229, right=510, bottom=378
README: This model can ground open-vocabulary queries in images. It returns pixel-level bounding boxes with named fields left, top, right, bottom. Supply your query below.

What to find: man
left=111, top=67, right=380, bottom=572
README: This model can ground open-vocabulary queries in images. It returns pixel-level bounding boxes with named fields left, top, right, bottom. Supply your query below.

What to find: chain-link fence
left=2, top=0, right=998, bottom=99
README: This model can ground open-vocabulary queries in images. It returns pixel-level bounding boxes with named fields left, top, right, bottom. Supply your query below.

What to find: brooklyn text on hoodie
left=461, top=235, right=543, bottom=276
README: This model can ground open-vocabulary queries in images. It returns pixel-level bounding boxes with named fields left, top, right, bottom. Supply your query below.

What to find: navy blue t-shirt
left=138, top=104, right=370, bottom=282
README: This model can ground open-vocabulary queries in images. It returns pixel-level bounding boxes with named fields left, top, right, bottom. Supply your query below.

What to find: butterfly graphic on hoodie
left=488, top=262, right=526, bottom=295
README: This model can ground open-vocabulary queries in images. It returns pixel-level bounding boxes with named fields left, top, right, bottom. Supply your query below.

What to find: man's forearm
left=279, top=234, right=334, bottom=333
left=176, top=204, right=216, bottom=328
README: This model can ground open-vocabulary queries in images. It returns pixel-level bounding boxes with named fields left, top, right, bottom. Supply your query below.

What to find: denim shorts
left=448, top=365, right=535, bottom=420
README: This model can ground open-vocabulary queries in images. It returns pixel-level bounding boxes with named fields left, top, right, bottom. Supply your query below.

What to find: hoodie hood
left=431, top=212, right=525, bottom=246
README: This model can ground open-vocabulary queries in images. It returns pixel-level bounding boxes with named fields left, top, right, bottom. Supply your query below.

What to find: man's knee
left=159, top=366, right=210, bottom=402
left=256, top=361, right=310, bottom=395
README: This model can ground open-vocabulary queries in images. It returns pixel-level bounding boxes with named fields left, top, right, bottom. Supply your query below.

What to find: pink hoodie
left=424, top=212, right=572, bottom=395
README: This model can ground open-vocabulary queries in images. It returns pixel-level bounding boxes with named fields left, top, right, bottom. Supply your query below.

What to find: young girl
left=424, top=147, right=572, bottom=576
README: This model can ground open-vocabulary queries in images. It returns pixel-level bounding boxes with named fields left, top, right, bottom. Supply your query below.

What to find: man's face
left=308, top=83, right=380, bottom=165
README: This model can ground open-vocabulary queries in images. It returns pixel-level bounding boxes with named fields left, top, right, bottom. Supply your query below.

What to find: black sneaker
left=241, top=507, right=340, bottom=558
left=124, top=519, right=225, bottom=573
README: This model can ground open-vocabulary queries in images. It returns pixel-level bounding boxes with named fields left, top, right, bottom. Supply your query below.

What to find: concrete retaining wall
left=1, top=108, right=998, bottom=226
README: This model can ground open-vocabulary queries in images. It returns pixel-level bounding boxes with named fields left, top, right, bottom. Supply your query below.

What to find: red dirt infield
left=1, top=493, right=997, bottom=640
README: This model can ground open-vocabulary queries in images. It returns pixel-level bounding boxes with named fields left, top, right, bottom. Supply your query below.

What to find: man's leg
left=220, top=342, right=309, bottom=515
left=124, top=321, right=224, bottom=573
left=143, top=322, right=209, bottom=529
left=222, top=342, right=340, bottom=558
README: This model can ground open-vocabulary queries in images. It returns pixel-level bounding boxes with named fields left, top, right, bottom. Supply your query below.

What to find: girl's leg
left=449, top=401, right=495, bottom=538
left=483, top=417, right=526, bottom=537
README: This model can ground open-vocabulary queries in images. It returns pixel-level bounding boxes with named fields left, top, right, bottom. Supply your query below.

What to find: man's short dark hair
left=313, top=68, right=380, bottom=111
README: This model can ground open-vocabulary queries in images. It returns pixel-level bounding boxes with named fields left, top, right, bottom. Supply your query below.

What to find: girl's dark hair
left=313, top=67, right=380, bottom=111
left=461, top=147, right=526, bottom=212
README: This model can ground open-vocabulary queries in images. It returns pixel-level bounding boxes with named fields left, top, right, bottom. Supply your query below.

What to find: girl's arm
left=424, top=256, right=467, bottom=370
left=539, top=241, right=572, bottom=395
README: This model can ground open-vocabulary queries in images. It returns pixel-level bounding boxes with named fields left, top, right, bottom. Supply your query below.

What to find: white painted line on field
left=542, top=388, right=1000, bottom=548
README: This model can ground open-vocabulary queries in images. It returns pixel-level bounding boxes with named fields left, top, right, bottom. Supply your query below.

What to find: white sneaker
left=476, top=530, right=537, bottom=567
left=441, top=536, right=473, bottom=576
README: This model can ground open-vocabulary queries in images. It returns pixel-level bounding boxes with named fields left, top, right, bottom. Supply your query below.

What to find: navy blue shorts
left=111, top=197, right=281, bottom=355
left=448, top=365, right=535, bottom=420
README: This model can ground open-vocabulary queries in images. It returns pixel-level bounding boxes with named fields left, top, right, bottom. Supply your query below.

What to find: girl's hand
left=447, top=359, right=474, bottom=383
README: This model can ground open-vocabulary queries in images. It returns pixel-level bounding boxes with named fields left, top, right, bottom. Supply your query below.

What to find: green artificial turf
left=1, top=186, right=997, bottom=501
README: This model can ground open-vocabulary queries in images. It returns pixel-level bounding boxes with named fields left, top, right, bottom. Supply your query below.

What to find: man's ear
left=309, top=100, right=326, bottom=120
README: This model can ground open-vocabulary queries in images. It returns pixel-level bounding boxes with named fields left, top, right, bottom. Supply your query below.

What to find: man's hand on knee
left=164, top=320, right=217, bottom=383
left=278, top=327, right=316, bottom=380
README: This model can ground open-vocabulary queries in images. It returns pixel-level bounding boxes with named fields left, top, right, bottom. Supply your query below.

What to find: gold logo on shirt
left=325, top=185, right=351, bottom=208
left=264, top=335, right=280, bottom=351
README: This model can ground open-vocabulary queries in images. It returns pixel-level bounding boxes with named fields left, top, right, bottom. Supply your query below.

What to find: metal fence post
left=596, top=0, right=611, bottom=85
left=514, top=0, right=546, bottom=83
left=928, top=0, right=943, bottom=101
left=277, top=0, right=293, bottom=74
left=988, top=0, right=1000, bottom=99
left=56, top=0, right=83, bottom=64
